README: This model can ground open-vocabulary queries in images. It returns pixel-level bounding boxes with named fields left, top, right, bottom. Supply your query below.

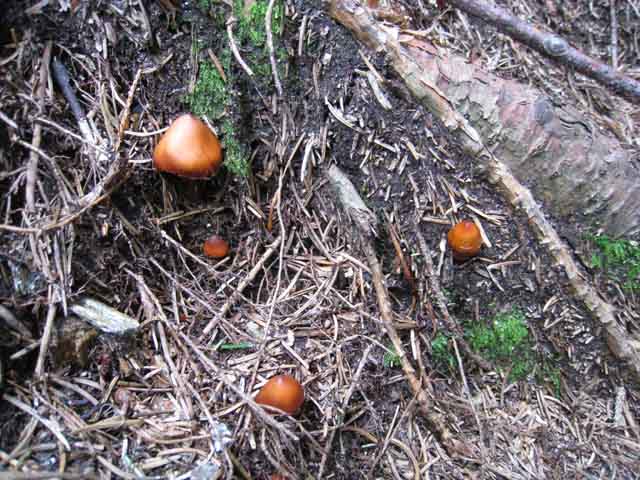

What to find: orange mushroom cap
left=203, top=235, right=230, bottom=258
left=447, top=220, right=482, bottom=261
left=255, top=374, right=304, bottom=415
left=153, top=114, right=222, bottom=178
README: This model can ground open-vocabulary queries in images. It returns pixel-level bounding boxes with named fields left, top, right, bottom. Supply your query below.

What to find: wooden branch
left=448, top=0, right=640, bottom=105
left=26, top=41, right=52, bottom=212
left=326, top=165, right=476, bottom=458
left=51, top=58, right=95, bottom=144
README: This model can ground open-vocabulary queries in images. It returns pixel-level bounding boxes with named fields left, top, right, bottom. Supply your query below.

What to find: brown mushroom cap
left=255, top=374, right=304, bottom=415
left=203, top=235, right=230, bottom=258
left=153, top=114, right=223, bottom=178
left=447, top=220, right=482, bottom=261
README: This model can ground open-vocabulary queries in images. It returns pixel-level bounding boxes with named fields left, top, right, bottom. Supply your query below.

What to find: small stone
left=70, top=297, right=139, bottom=334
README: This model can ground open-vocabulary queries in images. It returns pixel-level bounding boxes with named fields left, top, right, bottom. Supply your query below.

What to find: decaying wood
left=327, top=0, right=640, bottom=240
left=485, top=153, right=640, bottom=379
left=326, top=164, right=476, bottom=458
left=447, top=0, right=640, bottom=105
left=326, top=0, right=640, bottom=379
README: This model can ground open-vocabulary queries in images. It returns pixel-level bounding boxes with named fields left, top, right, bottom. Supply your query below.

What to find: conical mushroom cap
left=153, top=114, right=223, bottom=178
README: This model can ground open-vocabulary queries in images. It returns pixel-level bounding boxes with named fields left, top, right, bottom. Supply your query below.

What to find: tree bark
left=326, top=0, right=640, bottom=240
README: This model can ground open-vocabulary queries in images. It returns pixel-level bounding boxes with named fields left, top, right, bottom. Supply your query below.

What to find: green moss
left=588, top=234, right=640, bottom=291
left=251, top=56, right=273, bottom=78
left=197, top=0, right=213, bottom=11
left=468, top=309, right=529, bottom=360
left=235, top=0, right=283, bottom=47
left=188, top=62, right=228, bottom=120
left=383, top=345, right=401, bottom=369
left=186, top=0, right=285, bottom=178
left=431, top=309, right=534, bottom=381
left=187, top=61, right=249, bottom=177
left=220, top=119, right=249, bottom=177
left=431, top=309, right=564, bottom=392
left=231, top=0, right=284, bottom=83
left=467, top=309, right=532, bottom=380
left=431, top=333, right=454, bottom=369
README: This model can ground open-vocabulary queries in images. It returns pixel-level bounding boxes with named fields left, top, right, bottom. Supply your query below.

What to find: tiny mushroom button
left=203, top=235, right=230, bottom=258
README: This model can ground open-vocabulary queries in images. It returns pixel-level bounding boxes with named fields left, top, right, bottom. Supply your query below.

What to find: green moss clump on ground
left=432, top=309, right=534, bottom=382
left=431, top=333, right=454, bottom=369
left=468, top=310, right=528, bottom=360
left=383, top=345, right=401, bottom=369
left=589, top=234, right=640, bottom=291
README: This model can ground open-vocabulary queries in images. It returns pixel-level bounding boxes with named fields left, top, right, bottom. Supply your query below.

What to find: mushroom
left=203, top=235, right=230, bottom=258
left=447, top=220, right=482, bottom=261
left=255, top=374, right=304, bottom=415
left=153, top=114, right=222, bottom=178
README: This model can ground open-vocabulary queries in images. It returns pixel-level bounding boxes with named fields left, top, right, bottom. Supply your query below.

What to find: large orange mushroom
left=153, top=114, right=223, bottom=178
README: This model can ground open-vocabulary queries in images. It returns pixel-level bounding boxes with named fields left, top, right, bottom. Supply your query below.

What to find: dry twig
left=265, top=0, right=283, bottom=96
left=448, top=0, right=640, bottom=104
left=326, top=164, right=475, bottom=457
left=227, top=17, right=254, bottom=77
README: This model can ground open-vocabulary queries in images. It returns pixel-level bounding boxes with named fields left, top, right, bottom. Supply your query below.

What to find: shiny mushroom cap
left=153, top=114, right=223, bottom=178
left=255, top=374, right=304, bottom=415
left=447, top=220, right=482, bottom=261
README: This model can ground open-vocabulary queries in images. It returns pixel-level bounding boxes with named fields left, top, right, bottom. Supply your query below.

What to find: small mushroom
left=255, top=374, right=304, bottom=415
left=203, top=235, right=230, bottom=258
left=153, top=114, right=223, bottom=178
left=447, top=220, right=482, bottom=261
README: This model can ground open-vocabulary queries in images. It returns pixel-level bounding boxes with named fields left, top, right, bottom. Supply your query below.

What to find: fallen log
left=327, top=0, right=640, bottom=240
left=326, top=0, right=640, bottom=379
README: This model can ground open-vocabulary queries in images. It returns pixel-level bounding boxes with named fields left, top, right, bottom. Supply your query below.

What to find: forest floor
left=0, top=0, right=639, bottom=478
